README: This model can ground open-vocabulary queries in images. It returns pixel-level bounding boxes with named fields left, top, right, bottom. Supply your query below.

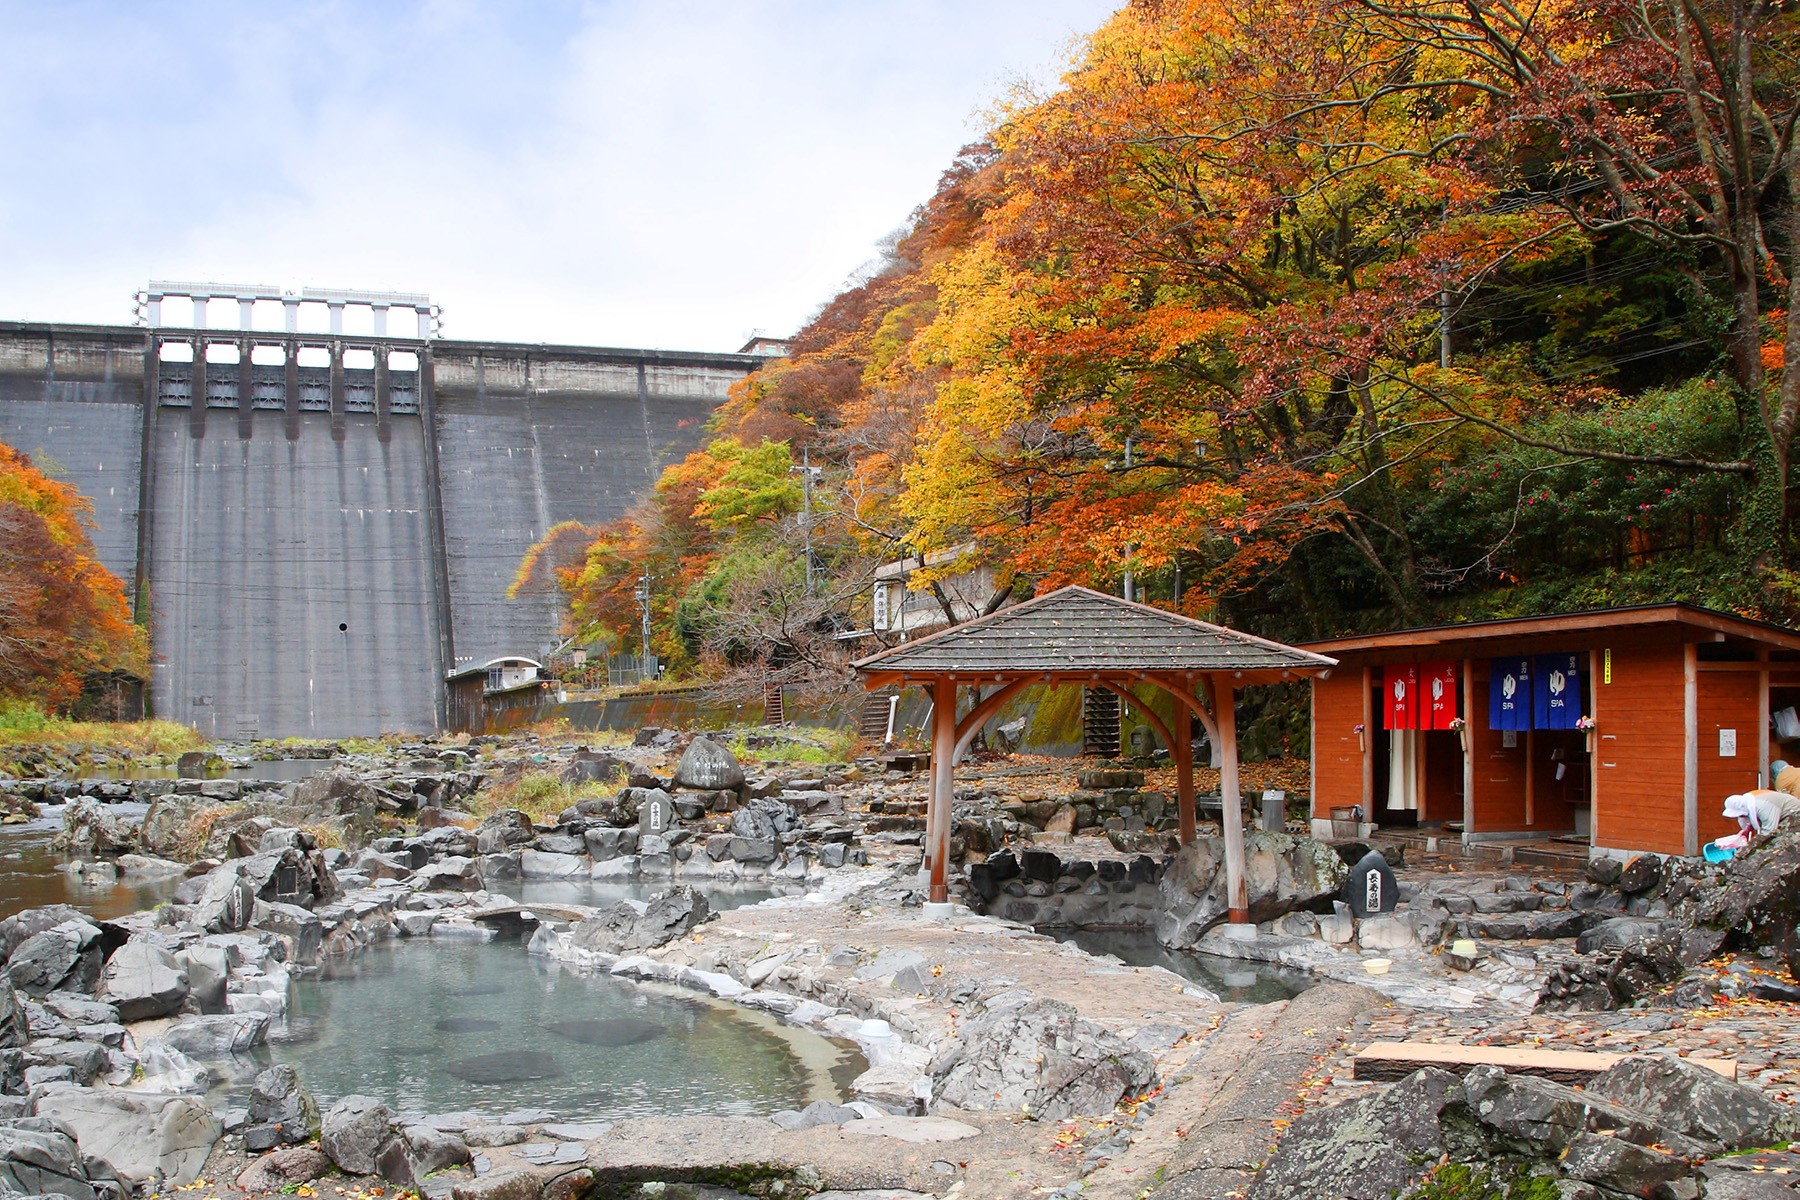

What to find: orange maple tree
left=0, top=442, right=148, bottom=710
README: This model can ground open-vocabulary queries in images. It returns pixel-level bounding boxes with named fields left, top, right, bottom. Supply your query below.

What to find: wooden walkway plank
left=1351, top=1040, right=1738, bottom=1084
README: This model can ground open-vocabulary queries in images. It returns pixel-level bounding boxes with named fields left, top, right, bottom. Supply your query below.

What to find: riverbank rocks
left=35, top=1090, right=220, bottom=1188
left=934, top=997, right=1156, bottom=1121
left=1248, top=1055, right=1797, bottom=1199
left=98, top=940, right=188, bottom=1021
left=674, top=737, right=744, bottom=792
left=1587, top=1054, right=1796, bottom=1151
left=1686, top=825, right=1800, bottom=949
left=1157, top=831, right=1348, bottom=947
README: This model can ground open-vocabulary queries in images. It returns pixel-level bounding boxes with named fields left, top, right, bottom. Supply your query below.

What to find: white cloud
left=0, top=0, right=1115, bottom=349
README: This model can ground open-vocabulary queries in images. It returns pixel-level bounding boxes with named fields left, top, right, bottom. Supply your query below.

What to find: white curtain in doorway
left=1388, top=729, right=1420, bottom=811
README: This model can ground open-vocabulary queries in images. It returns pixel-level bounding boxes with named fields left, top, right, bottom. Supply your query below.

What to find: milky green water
left=270, top=937, right=860, bottom=1121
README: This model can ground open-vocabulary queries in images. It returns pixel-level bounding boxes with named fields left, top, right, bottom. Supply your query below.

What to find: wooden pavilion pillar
left=1210, top=673, right=1249, bottom=925
left=1173, top=694, right=1196, bottom=845
left=927, top=677, right=956, bottom=905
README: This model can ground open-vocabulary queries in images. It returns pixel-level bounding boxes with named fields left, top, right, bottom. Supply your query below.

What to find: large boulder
left=570, top=886, right=712, bottom=955
left=60, top=798, right=140, bottom=857
left=0, top=906, right=85, bottom=963
left=236, top=848, right=319, bottom=906
left=140, top=794, right=220, bottom=859
left=246, top=1064, right=318, bottom=1147
left=190, top=866, right=256, bottom=933
left=97, top=939, right=189, bottom=1021
left=160, top=1012, right=271, bottom=1058
left=1246, top=1067, right=1457, bottom=1200
left=319, top=1095, right=398, bottom=1176
left=933, top=997, right=1157, bottom=1121
left=35, top=1090, right=221, bottom=1188
left=8, top=919, right=103, bottom=998
left=0, top=983, right=26, bottom=1049
left=731, top=798, right=798, bottom=842
left=1588, top=1055, right=1797, bottom=1152
left=1440, top=1065, right=1709, bottom=1160
left=673, top=737, right=744, bottom=792
left=1684, top=825, right=1800, bottom=952
left=561, top=751, right=625, bottom=785
left=236, top=1146, right=331, bottom=1194
left=475, top=810, right=535, bottom=856
left=1157, top=831, right=1349, bottom=947
left=0, top=1119, right=109, bottom=1200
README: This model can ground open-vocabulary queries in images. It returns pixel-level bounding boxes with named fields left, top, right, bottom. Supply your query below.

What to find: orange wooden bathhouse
left=1300, top=605, right=1800, bottom=858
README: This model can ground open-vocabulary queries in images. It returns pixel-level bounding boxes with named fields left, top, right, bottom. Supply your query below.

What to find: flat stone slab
left=540, top=1122, right=613, bottom=1142
left=1353, top=1040, right=1739, bottom=1084
left=840, top=1117, right=980, bottom=1144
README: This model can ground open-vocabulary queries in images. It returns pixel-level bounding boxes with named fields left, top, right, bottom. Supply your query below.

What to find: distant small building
left=446, top=656, right=549, bottom=734
left=737, top=335, right=791, bottom=358
left=870, top=543, right=999, bottom=638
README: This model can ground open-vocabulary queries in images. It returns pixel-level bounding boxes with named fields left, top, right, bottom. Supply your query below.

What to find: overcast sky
left=0, top=1, right=1115, bottom=351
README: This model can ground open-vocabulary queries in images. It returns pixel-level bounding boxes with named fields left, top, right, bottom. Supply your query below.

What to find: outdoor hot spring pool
left=258, top=933, right=862, bottom=1122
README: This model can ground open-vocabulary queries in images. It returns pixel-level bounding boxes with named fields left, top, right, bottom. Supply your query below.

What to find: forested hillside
left=528, top=0, right=1800, bottom=693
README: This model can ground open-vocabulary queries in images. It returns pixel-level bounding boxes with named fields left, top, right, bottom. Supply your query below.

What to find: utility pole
left=1122, top=434, right=1135, bottom=603
left=792, top=445, right=823, bottom=594
left=634, top=573, right=651, bottom=659
left=1439, top=289, right=1452, bottom=368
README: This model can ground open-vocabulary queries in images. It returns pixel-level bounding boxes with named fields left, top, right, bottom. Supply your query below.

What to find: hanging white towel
left=1388, top=729, right=1420, bottom=812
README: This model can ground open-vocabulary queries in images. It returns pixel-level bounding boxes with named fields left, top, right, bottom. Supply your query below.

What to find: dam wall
left=0, top=321, right=757, bottom=737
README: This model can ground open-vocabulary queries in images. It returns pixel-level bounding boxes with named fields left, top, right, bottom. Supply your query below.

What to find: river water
left=0, top=806, right=186, bottom=921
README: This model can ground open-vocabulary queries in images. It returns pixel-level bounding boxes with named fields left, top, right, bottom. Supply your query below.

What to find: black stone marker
left=1342, top=850, right=1398, bottom=917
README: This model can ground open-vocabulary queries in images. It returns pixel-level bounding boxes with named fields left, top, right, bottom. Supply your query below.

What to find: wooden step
left=858, top=691, right=898, bottom=743
left=1352, top=1041, right=1737, bottom=1084
left=1083, top=687, right=1121, bottom=758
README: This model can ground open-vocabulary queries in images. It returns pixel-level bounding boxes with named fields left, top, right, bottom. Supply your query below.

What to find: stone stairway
left=862, top=796, right=928, bottom=833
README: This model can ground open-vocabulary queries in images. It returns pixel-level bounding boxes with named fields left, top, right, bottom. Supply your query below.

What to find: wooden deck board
left=1351, top=1040, right=1738, bottom=1084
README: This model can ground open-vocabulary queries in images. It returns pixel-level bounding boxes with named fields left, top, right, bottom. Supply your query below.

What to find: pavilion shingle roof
left=852, top=586, right=1335, bottom=677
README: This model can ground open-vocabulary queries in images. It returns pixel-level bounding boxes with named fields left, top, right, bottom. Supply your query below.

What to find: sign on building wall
left=872, top=582, right=891, bottom=631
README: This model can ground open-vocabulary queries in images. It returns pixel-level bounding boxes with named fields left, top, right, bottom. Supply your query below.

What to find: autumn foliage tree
left=0, top=442, right=147, bottom=711
left=531, top=0, right=1800, bottom=690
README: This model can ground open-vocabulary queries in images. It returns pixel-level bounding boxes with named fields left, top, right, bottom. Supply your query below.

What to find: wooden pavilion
left=850, top=586, right=1337, bottom=924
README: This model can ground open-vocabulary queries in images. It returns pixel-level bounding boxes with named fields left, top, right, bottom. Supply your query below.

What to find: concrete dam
left=0, top=292, right=759, bottom=738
